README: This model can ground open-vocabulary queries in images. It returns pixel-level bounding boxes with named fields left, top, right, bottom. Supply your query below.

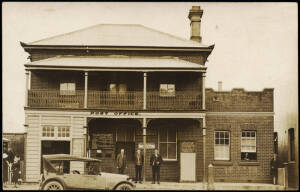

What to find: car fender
left=40, top=177, right=67, bottom=190
left=112, top=181, right=135, bottom=190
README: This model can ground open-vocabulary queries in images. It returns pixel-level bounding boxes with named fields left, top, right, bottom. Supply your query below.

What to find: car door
left=95, top=174, right=107, bottom=189
left=63, top=174, right=98, bottom=189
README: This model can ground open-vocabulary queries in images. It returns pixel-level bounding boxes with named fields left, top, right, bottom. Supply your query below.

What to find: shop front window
left=159, top=127, right=177, bottom=160
left=241, top=131, right=257, bottom=161
left=214, top=131, right=230, bottom=160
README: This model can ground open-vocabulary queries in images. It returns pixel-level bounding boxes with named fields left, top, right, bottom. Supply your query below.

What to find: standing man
left=116, top=149, right=127, bottom=174
left=150, top=149, right=163, bottom=184
left=134, top=149, right=144, bottom=183
left=270, top=153, right=278, bottom=184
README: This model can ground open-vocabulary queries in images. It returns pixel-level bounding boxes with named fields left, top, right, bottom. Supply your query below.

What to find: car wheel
left=115, top=183, right=133, bottom=190
left=43, top=181, right=64, bottom=190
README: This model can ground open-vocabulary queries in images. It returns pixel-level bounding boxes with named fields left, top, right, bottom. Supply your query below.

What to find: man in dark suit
left=150, top=149, right=163, bottom=184
left=116, top=149, right=127, bottom=174
left=134, top=149, right=144, bottom=183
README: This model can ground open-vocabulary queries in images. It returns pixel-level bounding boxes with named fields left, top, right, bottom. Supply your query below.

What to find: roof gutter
left=20, top=42, right=215, bottom=52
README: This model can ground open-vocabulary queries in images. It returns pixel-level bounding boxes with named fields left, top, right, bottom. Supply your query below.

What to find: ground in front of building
left=2, top=182, right=289, bottom=190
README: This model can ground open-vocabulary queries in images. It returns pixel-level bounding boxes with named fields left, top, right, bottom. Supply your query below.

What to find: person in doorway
left=150, top=149, right=163, bottom=184
left=270, top=153, right=278, bottom=185
left=134, top=149, right=144, bottom=183
left=11, top=155, right=21, bottom=188
left=3, top=148, right=9, bottom=187
left=116, top=149, right=127, bottom=174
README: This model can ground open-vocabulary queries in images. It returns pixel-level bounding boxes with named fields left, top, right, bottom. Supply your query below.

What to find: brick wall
left=206, top=114, right=274, bottom=183
left=206, top=88, right=274, bottom=112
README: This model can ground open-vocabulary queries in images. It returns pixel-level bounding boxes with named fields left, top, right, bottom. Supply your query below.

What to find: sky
left=2, top=2, right=298, bottom=133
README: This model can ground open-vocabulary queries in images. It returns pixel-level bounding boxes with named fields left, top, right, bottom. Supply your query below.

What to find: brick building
left=21, top=6, right=274, bottom=183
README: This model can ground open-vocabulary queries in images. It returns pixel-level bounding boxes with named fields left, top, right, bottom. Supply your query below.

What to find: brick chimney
left=218, top=81, right=222, bottom=91
left=188, top=6, right=203, bottom=43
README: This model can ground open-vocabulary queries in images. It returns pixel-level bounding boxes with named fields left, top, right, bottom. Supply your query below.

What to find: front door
left=180, top=141, right=196, bottom=182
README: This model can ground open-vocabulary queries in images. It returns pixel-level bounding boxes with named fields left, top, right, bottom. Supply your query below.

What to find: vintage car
left=39, top=154, right=135, bottom=190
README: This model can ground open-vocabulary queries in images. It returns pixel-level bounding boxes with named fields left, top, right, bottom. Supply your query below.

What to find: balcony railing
left=27, top=90, right=202, bottom=110
left=88, top=91, right=143, bottom=110
left=147, top=91, right=202, bottom=110
left=28, top=90, right=84, bottom=108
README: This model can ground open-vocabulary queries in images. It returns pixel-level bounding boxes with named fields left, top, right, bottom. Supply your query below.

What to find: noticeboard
left=181, top=142, right=196, bottom=153
left=92, top=133, right=113, bottom=149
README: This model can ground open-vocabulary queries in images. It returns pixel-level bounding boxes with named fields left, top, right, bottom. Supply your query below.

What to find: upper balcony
left=26, top=70, right=204, bottom=111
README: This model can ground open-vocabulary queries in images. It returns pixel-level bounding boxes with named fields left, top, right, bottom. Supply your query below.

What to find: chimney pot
left=188, top=6, right=203, bottom=43
left=218, top=81, right=222, bottom=91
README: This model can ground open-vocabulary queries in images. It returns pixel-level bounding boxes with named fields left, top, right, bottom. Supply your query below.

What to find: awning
left=25, top=55, right=206, bottom=72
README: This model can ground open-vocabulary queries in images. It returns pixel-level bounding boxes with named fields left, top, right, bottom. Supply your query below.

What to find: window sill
left=239, top=161, right=260, bottom=166
left=213, top=161, right=233, bottom=166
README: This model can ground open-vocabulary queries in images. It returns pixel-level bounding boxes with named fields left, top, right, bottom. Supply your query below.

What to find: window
left=160, top=84, right=175, bottom=97
left=159, top=127, right=177, bottom=160
left=214, top=131, right=230, bottom=160
left=58, top=126, right=70, bottom=137
left=241, top=131, right=257, bottom=160
left=42, top=125, right=55, bottom=137
left=60, top=83, right=76, bottom=95
left=289, top=128, right=295, bottom=161
left=109, top=83, right=127, bottom=94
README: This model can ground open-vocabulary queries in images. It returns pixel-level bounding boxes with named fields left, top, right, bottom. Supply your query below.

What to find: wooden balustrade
left=147, top=91, right=202, bottom=110
left=88, top=91, right=143, bottom=110
left=28, top=90, right=202, bottom=110
left=28, top=90, right=84, bottom=108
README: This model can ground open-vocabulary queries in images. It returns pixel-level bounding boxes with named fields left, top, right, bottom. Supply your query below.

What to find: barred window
left=42, top=126, right=55, bottom=137
left=214, top=131, right=230, bottom=160
left=60, top=83, right=76, bottom=95
left=241, top=131, right=257, bottom=160
left=58, top=126, right=70, bottom=137
left=159, top=127, right=177, bottom=160
left=160, top=84, right=175, bottom=97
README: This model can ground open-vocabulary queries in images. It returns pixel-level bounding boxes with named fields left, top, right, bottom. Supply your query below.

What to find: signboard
left=92, top=133, right=113, bottom=149
left=181, top=142, right=195, bottom=153
left=91, top=111, right=139, bottom=116
left=138, top=143, right=155, bottom=149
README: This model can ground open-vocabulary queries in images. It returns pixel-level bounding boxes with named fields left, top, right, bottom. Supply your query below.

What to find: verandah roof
left=25, top=55, right=207, bottom=72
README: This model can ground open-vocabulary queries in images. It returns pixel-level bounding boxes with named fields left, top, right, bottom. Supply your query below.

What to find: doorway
left=41, top=140, right=70, bottom=173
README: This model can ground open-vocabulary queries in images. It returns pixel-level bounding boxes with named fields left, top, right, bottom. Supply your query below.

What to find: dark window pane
left=225, top=132, right=229, bottom=138
left=66, top=133, right=69, bottom=137
left=251, top=132, right=255, bottom=137
left=160, top=129, right=167, bottom=142
left=225, top=139, right=229, bottom=145
left=51, top=133, right=54, bottom=137
left=160, top=143, right=167, bottom=159
left=215, top=132, right=220, bottom=138
left=168, top=128, right=176, bottom=142
left=220, top=138, right=224, bottom=144
left=242, top=132, right=245, bottom=137
left=43, top=133, right=46, bottom=137
left=215, top=138, right=219, bottom=144
left=247, top=132, right=250, bottom=137
left=220, top=132, right=224, bottom=138
left=168, top=143, right=176, bottom=159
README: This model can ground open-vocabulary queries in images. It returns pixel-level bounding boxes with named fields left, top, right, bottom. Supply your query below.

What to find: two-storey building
left=21, top=6, right=274, bottom=183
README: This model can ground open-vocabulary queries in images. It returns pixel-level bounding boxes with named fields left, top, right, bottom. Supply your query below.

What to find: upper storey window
left=60, top=83, right=76, bottom=95
left=109, top=83, right=127, bottom=94
left=160, top=84, right=175, bottom=97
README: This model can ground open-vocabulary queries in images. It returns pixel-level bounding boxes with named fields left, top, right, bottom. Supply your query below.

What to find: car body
left=39, top=154, right=135, bottom=190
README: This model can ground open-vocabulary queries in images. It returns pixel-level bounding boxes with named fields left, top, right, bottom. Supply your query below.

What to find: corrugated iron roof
left=28, top=24, right=208, bottom=48
left=25, top=55, right=206, bottom=70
